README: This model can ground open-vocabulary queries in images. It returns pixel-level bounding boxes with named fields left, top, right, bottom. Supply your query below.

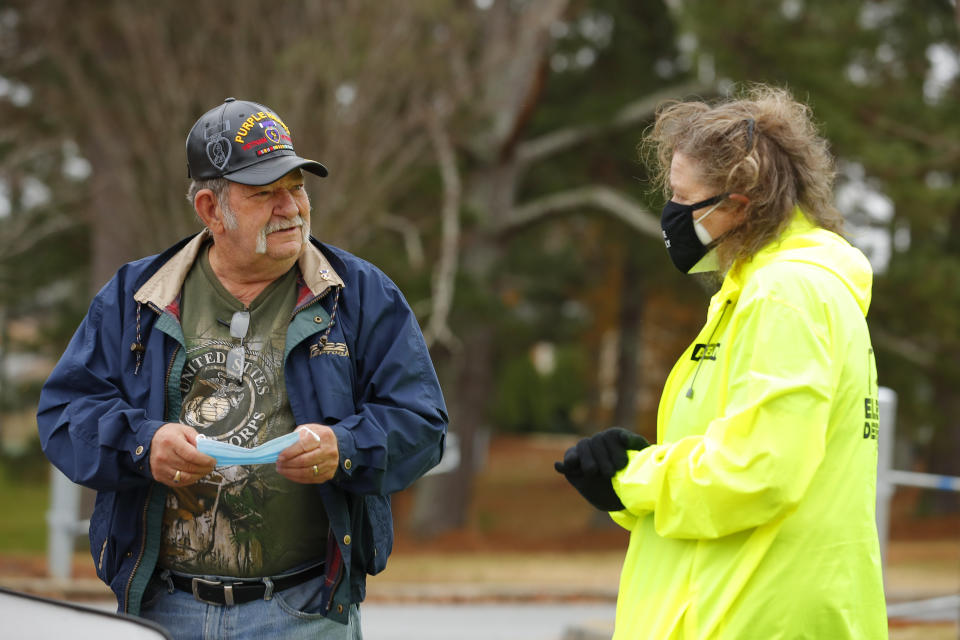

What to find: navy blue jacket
left=37, top=233, right=447, bottom=622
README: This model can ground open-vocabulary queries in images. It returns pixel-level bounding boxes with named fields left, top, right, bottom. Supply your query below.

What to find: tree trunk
left=87, top=142, right=145, bottom=291
left=407, top=326, right=494, bottom=537
left=925, top=373, right=960, bottom=513
left=613, top=251, right=644, bottom=431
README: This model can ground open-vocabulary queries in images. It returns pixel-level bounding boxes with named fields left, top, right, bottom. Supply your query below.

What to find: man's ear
left=194, top=189, right=225, bottom=233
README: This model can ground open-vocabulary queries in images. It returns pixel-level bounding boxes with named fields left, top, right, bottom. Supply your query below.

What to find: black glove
left=554, top=428, right=650, bottom=511
left=558, top=428, right=650, bottom=478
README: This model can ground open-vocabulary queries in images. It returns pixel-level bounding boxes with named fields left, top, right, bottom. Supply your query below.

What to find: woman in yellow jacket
left=556, top=86, right=887, bottom=638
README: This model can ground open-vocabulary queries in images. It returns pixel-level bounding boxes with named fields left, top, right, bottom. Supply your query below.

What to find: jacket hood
left=731, top=207, right=873, bottom=316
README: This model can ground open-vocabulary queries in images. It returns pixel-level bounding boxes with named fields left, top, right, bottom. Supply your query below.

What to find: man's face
left=218, top=169, right=311, bottom=267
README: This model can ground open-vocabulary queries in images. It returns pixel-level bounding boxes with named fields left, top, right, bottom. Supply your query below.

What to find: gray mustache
left=264, top=215, right=304, bottom=234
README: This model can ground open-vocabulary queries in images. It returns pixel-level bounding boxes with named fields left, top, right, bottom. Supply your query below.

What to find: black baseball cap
left=186, top=98, right=328, bottom=185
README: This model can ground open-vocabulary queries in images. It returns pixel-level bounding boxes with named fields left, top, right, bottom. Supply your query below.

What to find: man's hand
left=150, top=423, right=217, bottom=487
left=554, top=428, right=649, bottom=511
left=276, top=424, right=339, bottom=484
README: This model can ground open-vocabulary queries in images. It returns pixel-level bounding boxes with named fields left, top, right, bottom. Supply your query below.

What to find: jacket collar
left=298, top=237, right=346, bottom=296
left=708, top=207, right=815, bottom=313
left=134, top=230, right=344, bottom=310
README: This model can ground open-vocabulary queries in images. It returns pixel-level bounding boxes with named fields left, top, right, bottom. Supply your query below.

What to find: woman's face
left=669, top=151, right=744, bottom=240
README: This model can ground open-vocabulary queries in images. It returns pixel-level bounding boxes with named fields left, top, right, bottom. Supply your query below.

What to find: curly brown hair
left=644, top=84, right=843, bottom=269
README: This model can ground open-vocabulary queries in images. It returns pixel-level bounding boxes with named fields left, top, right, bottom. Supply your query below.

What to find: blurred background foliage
left=0, top=0, right=957, bottom=539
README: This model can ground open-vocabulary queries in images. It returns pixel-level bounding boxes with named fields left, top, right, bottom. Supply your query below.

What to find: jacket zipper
left=97, top=539, right=107, bottom=573
left=289, top=287, right=329, bottom=323
left=123, top=484, right=153, bottom=613
left=291, top=285, right=345, bottom=615
left=123, top=306, right=178, bottom=612
left=325, top=557, right=346, bottom=613
left=163, top=344, right=181, bottom=396
left=685, top=299, right=732, bottom=399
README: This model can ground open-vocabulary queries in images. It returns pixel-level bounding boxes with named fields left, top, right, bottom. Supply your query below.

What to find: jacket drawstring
left=130, top=302, right=145, bottom=375
left=686, top=299, right=731, bottom=399
left=316, top=286, right=342, bottom=351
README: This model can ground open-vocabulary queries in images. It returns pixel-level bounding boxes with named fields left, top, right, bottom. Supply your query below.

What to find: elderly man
left=37, top=98, right=448, bottom=639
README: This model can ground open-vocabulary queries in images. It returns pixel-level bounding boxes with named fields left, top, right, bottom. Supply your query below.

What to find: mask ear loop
left=297, top=425, right=323, bottom=443
left=694, top=198, right=727, bottom=225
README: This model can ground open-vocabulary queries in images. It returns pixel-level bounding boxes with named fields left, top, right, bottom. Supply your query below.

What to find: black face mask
left=660, top=193, right=727, bottom=273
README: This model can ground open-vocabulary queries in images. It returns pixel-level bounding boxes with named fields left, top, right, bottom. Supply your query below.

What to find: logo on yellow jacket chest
left=691, top=342, right=721, bottom=361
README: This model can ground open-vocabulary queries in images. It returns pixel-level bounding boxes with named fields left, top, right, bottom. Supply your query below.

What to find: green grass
left=0, top=461, right=51, bottom=553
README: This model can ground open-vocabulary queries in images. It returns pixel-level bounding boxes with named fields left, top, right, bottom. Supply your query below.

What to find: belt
left=166, top=561, right=326, bottom=606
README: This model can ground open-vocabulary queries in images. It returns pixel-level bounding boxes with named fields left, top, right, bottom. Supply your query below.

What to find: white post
left=424, top=432, right=461, bottom=476
left=46, top=466, right=82, bottom=579
left=876, top=386, right=898, bottom=577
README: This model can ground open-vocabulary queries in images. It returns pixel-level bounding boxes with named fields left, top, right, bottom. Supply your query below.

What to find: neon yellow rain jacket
left=611, top=209, right=887, bottom=639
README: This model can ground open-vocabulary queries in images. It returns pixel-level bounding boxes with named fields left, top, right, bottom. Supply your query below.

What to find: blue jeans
left=138, top=573, right=362, bottom=640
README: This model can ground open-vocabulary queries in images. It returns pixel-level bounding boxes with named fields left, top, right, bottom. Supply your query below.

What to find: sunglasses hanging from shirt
left=225, top=310, right=250, bottom=382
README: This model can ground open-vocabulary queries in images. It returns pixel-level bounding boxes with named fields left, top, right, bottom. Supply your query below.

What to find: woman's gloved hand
left=554, top=428, right=649, bottom=511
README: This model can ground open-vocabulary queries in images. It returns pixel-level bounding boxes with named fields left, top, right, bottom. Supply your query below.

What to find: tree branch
left=871, top=326, right=936, bottom=370
left=422, top=105, right=462, bottom=352
left=500, top=185, right=661, bottom=239
left=478, top=0, right=570, bottom=158
left=380, top=214, right=426, bottom=270
left=0, top=212, right=76, bottom=260
left=516, top=81, right=715, bottom=167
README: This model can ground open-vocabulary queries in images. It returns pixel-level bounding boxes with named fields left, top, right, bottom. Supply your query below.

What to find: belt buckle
left=191, top=577, right=236, bottom=606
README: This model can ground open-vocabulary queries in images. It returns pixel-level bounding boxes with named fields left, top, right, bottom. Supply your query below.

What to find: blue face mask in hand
left=196, top=430, right=301, bottom=466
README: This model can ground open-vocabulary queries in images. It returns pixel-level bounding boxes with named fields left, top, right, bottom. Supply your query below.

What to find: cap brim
left=225, top=154, right=328, bottom=186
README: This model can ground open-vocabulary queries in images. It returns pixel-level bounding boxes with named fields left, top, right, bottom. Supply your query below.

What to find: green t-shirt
left=159, top=246, right=328, bottom=578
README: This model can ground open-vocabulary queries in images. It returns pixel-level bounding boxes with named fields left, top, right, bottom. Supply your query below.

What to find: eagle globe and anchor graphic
left=183, top=376, right=243, bottom=427
left=181, top=341, right=276, bottom=447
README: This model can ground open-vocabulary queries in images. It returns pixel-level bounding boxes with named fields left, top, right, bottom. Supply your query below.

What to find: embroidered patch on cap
left=186, top=98, right=328, bottom=185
